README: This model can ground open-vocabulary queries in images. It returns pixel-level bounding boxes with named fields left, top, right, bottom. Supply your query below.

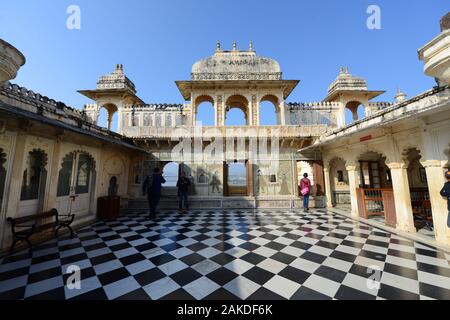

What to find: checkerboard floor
left=1, top=209, right=449, bottom=300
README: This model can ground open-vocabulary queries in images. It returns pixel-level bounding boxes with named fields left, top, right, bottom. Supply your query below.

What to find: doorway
left=56, top=152, right=96, bottom=216
left=224, top=161, right=247, bottom=196
left=19, top=149, right=48, bottom=216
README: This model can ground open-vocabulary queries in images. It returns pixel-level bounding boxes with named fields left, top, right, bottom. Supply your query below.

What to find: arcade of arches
left=0, top=28, right=450, bottom=254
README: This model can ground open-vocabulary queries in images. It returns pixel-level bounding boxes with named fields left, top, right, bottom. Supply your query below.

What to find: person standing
left=176, top=171, right=191, bottom=212
left=143, top=167, right=166, bottom=218
left=440, top=170, right=450, bottom=227
left=300, top=173, right=311, bottom=212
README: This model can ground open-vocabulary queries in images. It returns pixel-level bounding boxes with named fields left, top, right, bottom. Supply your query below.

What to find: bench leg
left=55, top=226, right=62, bottom=238
left=9, top=239, right=18, bottom=253
left=25, top=238, right=33, bottom=256
left=68, top=225, right=74, bottom=238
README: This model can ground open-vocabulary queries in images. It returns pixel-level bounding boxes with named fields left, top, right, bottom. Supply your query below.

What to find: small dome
left=327, top=67, right=368, bottom=96
left=96, top=64, right=137, bottom=93
left=191, top=45, right=282, bottom=81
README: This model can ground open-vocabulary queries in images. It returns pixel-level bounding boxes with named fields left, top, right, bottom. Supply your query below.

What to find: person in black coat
left=176, top=171, right=191, bottom=212
left=440, top=170, right=450, bottom=228
left=143, top=168, right=166, bottom=218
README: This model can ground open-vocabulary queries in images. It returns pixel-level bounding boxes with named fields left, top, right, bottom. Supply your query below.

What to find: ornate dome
left=191, top=42, right=282, bottom=81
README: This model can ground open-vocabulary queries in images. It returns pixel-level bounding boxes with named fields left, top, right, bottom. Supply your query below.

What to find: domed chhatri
left=0, top=38, right=26, bottom=84
left=191, top=42, right=281, bottom=81
left=419, top=12, right=450, bottom=86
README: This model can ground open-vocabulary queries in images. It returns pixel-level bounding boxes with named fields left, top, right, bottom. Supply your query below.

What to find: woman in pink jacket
left=300, top=173, right=311, bottom=212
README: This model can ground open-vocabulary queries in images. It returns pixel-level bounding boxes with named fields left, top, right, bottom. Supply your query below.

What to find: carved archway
left=98, top=103, right=119, bottom=131
left=260, top=94, right=280, bottom=125
left=328, top=157, right=350, bottom=205
left=344, top=100, right=365, bottom=125
left=194, top=95, right=215, bottom=126
left=225, top=95, right=249, bottom=126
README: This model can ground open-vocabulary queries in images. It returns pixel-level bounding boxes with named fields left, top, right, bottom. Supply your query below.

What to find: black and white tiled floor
left=0, top=209, right=449, bottom=300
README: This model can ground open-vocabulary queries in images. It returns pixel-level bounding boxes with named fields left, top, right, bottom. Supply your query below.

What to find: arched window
left=337, top=170, right=344, bottom=182
left=163, top=162, right=179, bottom=187
left=345, top=101, right=365, bottom=125
left=57, top=153, right=74, bottom=197
left=225, top=95, right=249, bottom=126
left=225, top=108, right=246, bottom=126
left=97, top=103, right=119, bottom=131
left=57, top=152, right=95, bottom=197
left=75, top=154, right=93, bottom=194
left=98, top=108, right=108, bottom=128
left=196, top=101, right=215, bottom=126
left=260, top=95, right=279, bottom=125
left=20, top=150, right=47, bottom=201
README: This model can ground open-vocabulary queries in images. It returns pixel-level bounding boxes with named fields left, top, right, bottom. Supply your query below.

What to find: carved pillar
left=251, top=95, right=258, bottom=126
left=247, top=160, right=254, bottom=196
left=421, top=160, right=450, bottom=246
left=216, top=95, right=224, bottom=126
left=4, top=132, right=26, bottom=248
left=312, top=160, right=325, bottom=196
left=44, top=137, right=62, bottom=211
left=346, top=164, right=359, bottom=218
left=117, top=106, right=123, bottom=134
left=279, top=100, right=286, bottom=125
left=387, top=162, right=416, bottom=233
left=323, top=167, right=333, bottom=208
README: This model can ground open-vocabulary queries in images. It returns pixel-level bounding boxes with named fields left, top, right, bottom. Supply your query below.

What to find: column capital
left=346, top=165, right=357, bottom=171
left=387, top=162, right=408, bottom=170
left=420, top=159, right=444, bottom=168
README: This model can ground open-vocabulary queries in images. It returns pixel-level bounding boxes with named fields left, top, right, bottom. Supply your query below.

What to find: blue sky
left=0, top=0, right=447, bottom=128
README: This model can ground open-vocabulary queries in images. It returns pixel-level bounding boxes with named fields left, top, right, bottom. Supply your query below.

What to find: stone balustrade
left=122, top=124, right=327, bottom=139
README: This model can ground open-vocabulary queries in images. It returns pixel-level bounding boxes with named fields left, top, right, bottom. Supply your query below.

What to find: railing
left=356, top=188, right=397, bottom=227
left=123, top=125, right=328, bottom=139
left=410, top=187, right=433, bottom=230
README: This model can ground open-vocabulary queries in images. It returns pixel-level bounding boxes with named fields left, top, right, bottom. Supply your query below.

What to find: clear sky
left=1, top=0, right=448, bottom=128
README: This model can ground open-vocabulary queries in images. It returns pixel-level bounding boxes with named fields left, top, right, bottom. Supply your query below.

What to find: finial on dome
left=249, top=40, right=253, bottom=51
left=216, top=40, right=221, bottom=52
left=339, top=66, right=344, bottom=74
left=345, top=67, right=349, bottom=74
left=233, top=40, right=237, bottom=51
left=395, top=87, right=407, bottom=103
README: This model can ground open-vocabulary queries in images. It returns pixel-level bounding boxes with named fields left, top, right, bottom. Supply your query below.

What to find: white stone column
left=117, top=106, right=123, bottom=134
left=387, top=162, right=416, bottom=233
left=346, top=164, right=359, bottom=218
left=279, top=101, right=285, bottom=125
left=44, top=137, right=62, bottom=211
left=4, top=133, right=26, bottom=221
left=422, top=160, right=450, bottom=246
left=323, top=167, right=333, bottom=208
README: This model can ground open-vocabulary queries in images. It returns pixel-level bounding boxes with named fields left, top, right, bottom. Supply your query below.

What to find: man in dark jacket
left=176, top=171, right=191, bottom=212
left=440, top=170, right=450, bottom=228
left=143, top=168, right=166, bottom=218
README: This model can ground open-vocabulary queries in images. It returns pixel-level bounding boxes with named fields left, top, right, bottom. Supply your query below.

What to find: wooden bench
left=6, top=209, right=75, bottom=254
